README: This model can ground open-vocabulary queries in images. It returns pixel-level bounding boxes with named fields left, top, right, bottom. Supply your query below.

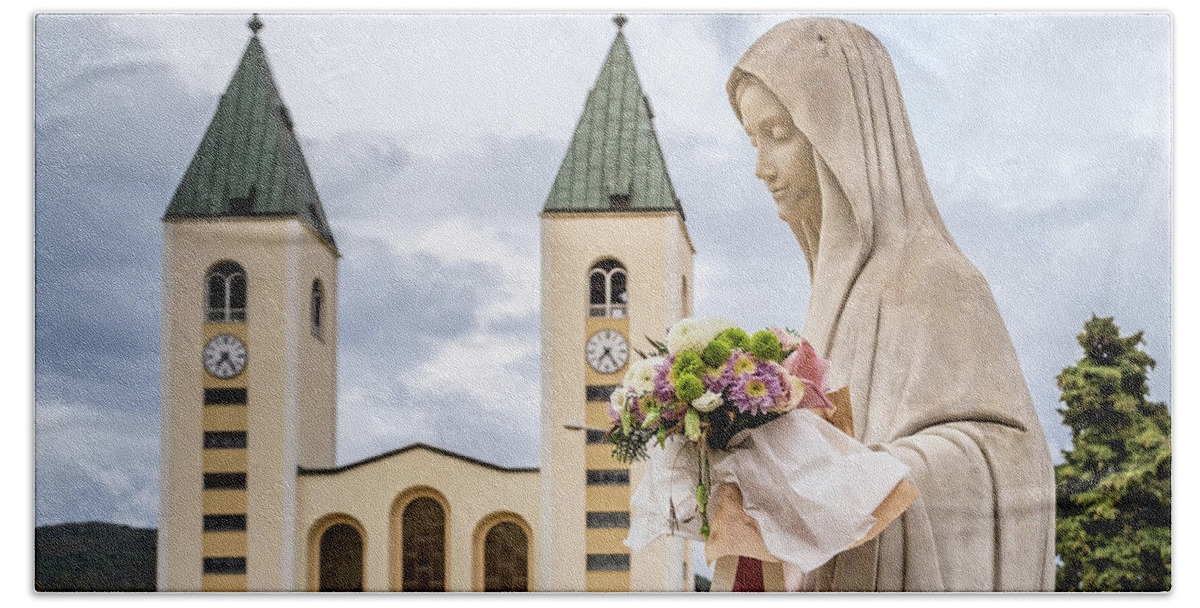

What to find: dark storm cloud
left=34, top=17, right=218, bottom=526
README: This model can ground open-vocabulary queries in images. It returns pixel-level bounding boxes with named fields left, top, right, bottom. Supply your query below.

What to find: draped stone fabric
left=726, top=18, right=1056, bottom=591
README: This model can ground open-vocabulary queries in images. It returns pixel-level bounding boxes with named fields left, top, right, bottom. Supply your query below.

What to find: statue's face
left=738, top=81, right=821, bottom=225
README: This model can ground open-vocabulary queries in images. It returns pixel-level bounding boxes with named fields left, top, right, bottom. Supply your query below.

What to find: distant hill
left=35, top=522, right=156, bottom=592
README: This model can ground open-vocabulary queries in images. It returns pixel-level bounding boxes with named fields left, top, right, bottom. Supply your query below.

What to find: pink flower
left=769, top=325, right=804, bottom=351
left=781, top=339, right=835, bottom=411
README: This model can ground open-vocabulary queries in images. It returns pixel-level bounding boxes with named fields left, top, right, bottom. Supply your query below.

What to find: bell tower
left=539, top=15, right=696, bottom=592
left=158, top=15, right=339, bottom=592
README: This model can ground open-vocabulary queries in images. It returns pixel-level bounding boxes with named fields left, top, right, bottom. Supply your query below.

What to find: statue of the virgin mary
left=725, top=18, right=1056, bottom=591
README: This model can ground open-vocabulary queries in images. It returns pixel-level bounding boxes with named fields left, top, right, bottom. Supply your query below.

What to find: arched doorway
left=318, top=523, right=364, bottom=591
left=402, top=497, right=446, bottom=591
left=483, top=522, right=528, bottom=591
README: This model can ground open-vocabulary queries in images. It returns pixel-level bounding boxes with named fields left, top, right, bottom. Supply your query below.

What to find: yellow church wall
left=297, top=227, right=339, bottom=470
left=584, top=444, right=624, bottom=469
left=585, top=402, right=614, bottom=428
left=237, top=219, right=294, bottom=591
left=161, top=217, right=337, bottom=591
left=200, top=574, right=247, bottom=592
left=201, top=405, right=247, bottom=432
left=585, top=528, right=628, bottom=554
left=585, top=571, right=631, bottom=592
left=202, top=531, right=247, bottom=557
left=541, top=211, right=694, bottom=592
left=202, top=490, right=246, bottom=514
left=585, top=486, right=631, bottom=512
left=635, top=215, right=695, bottom=592
left=160, top=222, right=201, bottom=591
left=202, top=448, right=247, bottom=472
left=295, top=446, right=540, bottom=592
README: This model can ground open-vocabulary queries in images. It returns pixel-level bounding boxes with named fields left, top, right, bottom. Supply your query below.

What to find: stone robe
left=726, top=18, right=1056, bottom=591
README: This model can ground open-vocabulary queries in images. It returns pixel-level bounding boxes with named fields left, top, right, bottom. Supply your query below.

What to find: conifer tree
left=1055, top=316, right=1170, bottom=591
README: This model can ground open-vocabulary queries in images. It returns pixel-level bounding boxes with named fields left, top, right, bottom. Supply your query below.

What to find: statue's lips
left=772, top=186, right=815, bottom=203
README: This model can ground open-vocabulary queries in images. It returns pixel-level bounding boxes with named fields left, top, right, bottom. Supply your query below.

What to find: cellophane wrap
left=624, top=408, right=910, bottom=573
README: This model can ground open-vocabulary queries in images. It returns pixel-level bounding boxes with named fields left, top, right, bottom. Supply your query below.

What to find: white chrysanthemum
left=701, top=317, right=737, bottom=342
left=609, top=387, right=630, bottom=413
left=666, top=318, right=708, bottom=354
left=692, top=391, right=723, bottom=412
left=624, top=356, right=664, bottom=394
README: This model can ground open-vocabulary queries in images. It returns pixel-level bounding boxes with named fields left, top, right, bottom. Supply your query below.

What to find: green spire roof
left=544, top=29, right=685, bottom=218
left=166, top=34, right=337, bottom=251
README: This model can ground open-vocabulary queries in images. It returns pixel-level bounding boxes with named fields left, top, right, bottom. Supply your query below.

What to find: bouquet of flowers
left=606, top=317, right=835, bottom=538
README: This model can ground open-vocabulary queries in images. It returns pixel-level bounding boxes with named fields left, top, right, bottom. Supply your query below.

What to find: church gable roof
left=296, top=442, right=539, bottom=476
left=166, top=34, right=337, bottom=251
left=543, top=28, right=685, bottom=218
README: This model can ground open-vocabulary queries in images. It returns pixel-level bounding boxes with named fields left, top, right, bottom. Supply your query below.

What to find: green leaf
left=684, top=408, right=701, bottom=442
left=641, top=408, right=660, bottom=429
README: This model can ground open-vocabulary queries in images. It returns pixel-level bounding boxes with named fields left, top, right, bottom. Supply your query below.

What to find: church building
left=158, top=15, right=695, bottom=592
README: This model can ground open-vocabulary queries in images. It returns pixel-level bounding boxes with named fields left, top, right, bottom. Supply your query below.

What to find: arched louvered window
left=588, top=259, right=627, bottom=318
left=206, top=261, right=246, bottom=322
left=482, top=521, right=529, bottom=592
left=318, top=523, right=364, bottom=592
left=311, top=279, right=324, bottom=337
left=402, top=497, right=446, bottom=592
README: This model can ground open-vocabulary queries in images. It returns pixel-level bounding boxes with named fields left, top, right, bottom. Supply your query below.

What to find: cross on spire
left=248, top=13, right=264, bottom=36
left=613, top=13, right=627, bottom=30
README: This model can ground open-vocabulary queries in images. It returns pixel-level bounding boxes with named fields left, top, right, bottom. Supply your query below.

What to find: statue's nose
left=756, top=154, right=777, bottom=181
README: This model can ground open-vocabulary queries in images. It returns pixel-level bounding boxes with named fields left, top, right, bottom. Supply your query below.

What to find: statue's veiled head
left=735, top=76, right=821, bottom=231
left=728, top=18, right=959, bottom=352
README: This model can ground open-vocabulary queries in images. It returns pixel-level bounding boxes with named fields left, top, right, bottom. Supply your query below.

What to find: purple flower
left=727, top=362, right=788, bottom=416
left=652, top=355, right=678, bottom=404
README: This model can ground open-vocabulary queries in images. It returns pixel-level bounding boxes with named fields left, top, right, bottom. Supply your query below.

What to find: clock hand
left=601, top=351, right=617, bottom=368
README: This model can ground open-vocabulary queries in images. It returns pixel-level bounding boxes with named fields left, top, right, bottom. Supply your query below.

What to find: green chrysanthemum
left=675, top=373, right=705, bottom=403
left=673, top=351, right=705, bottom=378
left=748, top=330, right=783, bottom=362
left=701, top=340, right=732, bottom=368
left=717, top=327, right=749, bottom=349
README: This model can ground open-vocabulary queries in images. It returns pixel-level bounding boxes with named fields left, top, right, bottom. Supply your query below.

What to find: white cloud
left=403, top=332, right=539, bottom=414
left=35, top=398, right=159, bottom=527
left=382, top=218, right=540, bottom=323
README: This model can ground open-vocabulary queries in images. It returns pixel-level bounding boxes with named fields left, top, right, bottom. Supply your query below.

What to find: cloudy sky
left=34, top=13, right=1170, bottom=532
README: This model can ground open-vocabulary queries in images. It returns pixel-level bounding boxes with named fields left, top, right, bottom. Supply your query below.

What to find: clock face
left=585, top=329, right=629, bottom=375
left=203, top=334, right=248, bottom=379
